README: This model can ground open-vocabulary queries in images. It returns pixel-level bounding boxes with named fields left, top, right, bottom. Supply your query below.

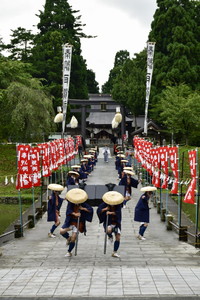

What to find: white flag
left=144, top=42, right=155, bottom=135
left=62, top=44, right=72, bottom=135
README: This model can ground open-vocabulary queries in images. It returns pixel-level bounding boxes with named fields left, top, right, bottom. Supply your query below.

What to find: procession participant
left=60, top=188, right=93, bottom=257
left=47, top=184, right=64, bottom=238
left=118, top=159, right=129, bottom=179
left=80, top=159, right=90, bottom=178
left=71, top=165, right=87, bottom=182
left=97, top=191, right=124, bottom=258
left=134, top=186, right=157, bottom=240
left=119, top=170, right=139, bottom=208
left=66, top=171, right=79, bottom=187
left=115, top=153, right=125, bottom=173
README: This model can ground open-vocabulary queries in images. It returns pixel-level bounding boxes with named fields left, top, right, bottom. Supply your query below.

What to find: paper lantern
left=70, top=115, right=78, bottom=128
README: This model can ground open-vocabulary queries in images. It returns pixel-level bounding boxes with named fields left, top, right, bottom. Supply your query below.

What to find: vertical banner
left=62, top=44, right=72, bottom=136
left=183, top=149, right=197, bottom=204
left=144, top=42, right=155, bottom=135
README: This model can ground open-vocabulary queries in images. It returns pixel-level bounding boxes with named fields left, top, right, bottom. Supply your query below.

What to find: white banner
left=62, top=44, right=72, bottom=135
left=144, top=42, right=155, bottom=135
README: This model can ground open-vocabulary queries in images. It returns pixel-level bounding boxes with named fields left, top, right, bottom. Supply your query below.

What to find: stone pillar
left=166, top=214, right=173, bottom=230
left=179, top=225, right=188, bottom=242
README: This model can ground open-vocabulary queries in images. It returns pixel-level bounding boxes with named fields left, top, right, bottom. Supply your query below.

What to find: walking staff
left=97, top=191, right=124, bottom=258
left=60, top=188, right=93, bottom=257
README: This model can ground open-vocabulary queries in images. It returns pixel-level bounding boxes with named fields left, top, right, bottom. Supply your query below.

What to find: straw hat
left=89, top=150, right=95, bottom=153
left=123, top=170, right=135, bottom=176
left=102, top=191, right=124, bottom=205
left=66, top=188, right=88, bottom=204
left=84, top=154, right=93, bottom=158
left=68, top=171, right=79, bottom=177
left=123, top=167, right=133, bottom=171
left=71, top=165, right=80, bottom=169
left=48, top=183, right=64, bottom=191
left=140, top=186, right=157, bottom=192
left=121, top=159, right=128, bottom=163
left=117, top=154, right=125, bottom=158
left=81, top=159, right=88, bottom=163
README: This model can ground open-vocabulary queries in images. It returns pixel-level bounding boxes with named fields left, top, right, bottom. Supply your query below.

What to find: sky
left=0, top=0, right=157, bottom=89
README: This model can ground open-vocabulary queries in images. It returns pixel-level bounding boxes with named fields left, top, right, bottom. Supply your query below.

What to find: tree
left=32, top=0, right=91, bottom=111
left=102, top=50, right=130, bottom=93
left=1, top=27, right=34, bottom=62
left=152, top=84, right=200, bottom=144
left=0, top=57, right=55, bottom=142
left=148, top=0, right=200, bottom=110
left=112, top=50, right=146, bottom=127
left=86, top=69, right=99, bottom=93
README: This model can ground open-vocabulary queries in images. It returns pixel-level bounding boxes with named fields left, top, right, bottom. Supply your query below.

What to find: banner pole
left=195, top=148, right=199, bottom=246
left=177, top=146, right=181, bottom=227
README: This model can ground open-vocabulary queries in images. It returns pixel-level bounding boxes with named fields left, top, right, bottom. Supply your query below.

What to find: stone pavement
left=0, top=157, right=200, bottom=299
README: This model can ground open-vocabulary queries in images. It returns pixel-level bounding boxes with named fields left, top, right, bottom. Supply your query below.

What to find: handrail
left=0, top=229, right=16, bottom=239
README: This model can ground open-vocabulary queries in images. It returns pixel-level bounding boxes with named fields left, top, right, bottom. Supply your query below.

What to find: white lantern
left=54, top=112, right=63, bottom=123
left=112, top=118, right=119, bottom=129
left=70, top=115, right=78, bottom=128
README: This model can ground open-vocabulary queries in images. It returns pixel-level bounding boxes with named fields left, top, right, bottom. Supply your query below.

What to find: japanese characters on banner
left=16, top=138, right=76, bottom=190
left=160, top=147, right=169, bottom=189
left=16, top=145, right=32, bottom=189
left=62, top=44, right=72, bottom=135
left=184, top=150, right=197, bottom=204
left=133, top=137, right=179, bottom=193
left=144, top=42, right=156, bottom=135
left=168, top=147, right=179, bottom=194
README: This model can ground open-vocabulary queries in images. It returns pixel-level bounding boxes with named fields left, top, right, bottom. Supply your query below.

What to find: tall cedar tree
left=102, top=50, right=130, bottom=93
left=148, top=0, right=200, bottom=111
left=31, top=0, right=89, bottom=111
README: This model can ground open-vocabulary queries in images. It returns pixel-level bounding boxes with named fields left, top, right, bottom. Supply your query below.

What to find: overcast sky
left=0, top=0, right=157, bottom=90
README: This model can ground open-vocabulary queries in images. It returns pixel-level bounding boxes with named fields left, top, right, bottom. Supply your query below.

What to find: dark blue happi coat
left=63, top=201, right=93, bottom=233
left=134, top=193, right=150, bottom=223
left=119, top=175, right=139, bottom=195
left=96, top=202, right=122, bottom=231
left=47, top=193, right=63, bottom=222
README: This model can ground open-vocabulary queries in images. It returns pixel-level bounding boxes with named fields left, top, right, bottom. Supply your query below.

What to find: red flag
left=169, top=147, right=179, bottom=194
left=16, top=145, right=32, bottom=189
left=184, top=150, right=197, bottom=204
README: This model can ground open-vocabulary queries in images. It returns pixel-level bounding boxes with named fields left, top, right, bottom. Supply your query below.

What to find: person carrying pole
left=60, top=188, right=93, bottom=257
left=47, top=184, right=64, bottom=238
left=97, top=191, right=124, bottom=258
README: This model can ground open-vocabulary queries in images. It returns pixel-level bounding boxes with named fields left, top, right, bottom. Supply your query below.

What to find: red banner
left=160, top=147, right=169, bottom=189
left=184, top=150, right=197, bottom=204
left=169, top=147, right=179, bottom=194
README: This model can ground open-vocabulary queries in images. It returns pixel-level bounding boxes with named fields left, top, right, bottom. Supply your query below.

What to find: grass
left=0, top=203, right=30, bottom=235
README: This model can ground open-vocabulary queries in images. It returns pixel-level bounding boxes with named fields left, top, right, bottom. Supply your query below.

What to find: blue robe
left=62, top=202, right=93, bottom=233
left=134, top=193, right=150, bottom=223
left=97, top=202, right=122, bottom=231
left=119, top=175, right=139, bottom=195
left=47, top=193, right=63, bottom=222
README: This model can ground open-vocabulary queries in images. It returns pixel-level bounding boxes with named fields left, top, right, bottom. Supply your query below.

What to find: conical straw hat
left=123, top=167, right=133, bottom=171
left=71, top=165, right=80, bottom=169
left=66, top=188, right=88, bottom=204
left=140, top=186, right=157, bottom=192
left=124, top=170, right=135, bottom=176
left=48, top=183, right=64, bottom=191
left=117, top=154, right=125, bottom=158
left=68, top=171, right=79, bottom=177
left=102, top=191, right=124, bottom=205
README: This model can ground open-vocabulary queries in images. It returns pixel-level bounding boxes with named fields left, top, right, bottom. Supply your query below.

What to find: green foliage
left=152, top=84, right=200, bottom=144
left=0, top=204, right=30, bottom=235
left=112, top=50, right=146, bottom=118
left=149, top=0, right=200, bottom=103
left=86, top=69, right=99, bottom=93
left=0, top=27, right=34, bottom=62
left=32, top=0, right=90, bottom=111
left=0, top=57, right=55, bottom=142
left=102, top=50, right=130, bottom=94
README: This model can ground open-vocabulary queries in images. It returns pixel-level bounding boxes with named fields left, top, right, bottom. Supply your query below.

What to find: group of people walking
left=47, top=145, right=157, bottom=258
